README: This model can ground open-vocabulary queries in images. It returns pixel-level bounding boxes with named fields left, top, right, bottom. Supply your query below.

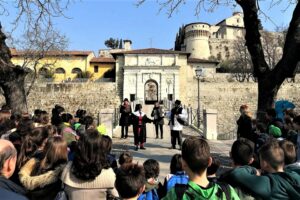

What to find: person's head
left=292, top=115, right=300, bottom=130
left=72, top=129, right=109, bottom=180
left=239, top=105, right=249, bottom=115
left=52, top=105, right=65, bottom=116
left=230, top=138, right=254, bottom=166
left=207, top=157, right=221, bottom=177
left=119, top=151, right=133, bottom=166
left=154, top=102, right=159, bottom=107
left=75, top=109, right=87, bottom=120
left=40, top=136, right=68, bottom=171
left=134, top=104, right=142, bottom=112
left=16, top=118, right=34, bottom=138
left=0, top=110, right=11, bottom=125
left=0, top=139, right=17, bottom=178
left=83, top=115, right=94, bottom=129
left=284, top=109, right=295, bottom=119
left=256, top=122, right=267, bottom=134
left=259, top=139, right=284, bottom=173
left=174, top=100, right=181, bottom=108
left=101, top=135, right=112, bottom=154
left=115, top=163, right=145, bottom=199
left=181, top=136, right=212, bottom=176
left=279, top=140, right=296, bottom=165
left=61, top=113, right=73, bottom=124
left=268, top=125, right=282, bottom=138
left=143, top=159, right=160, bottom=179
left=51, top=105, right=65, bottom=126
left=284, top=117, right=293, bottom=130
left=17, top=127, right=50, bottom=169
left=123, top=98, right=129, bottom=106
left=170, top=154, right=184, bottom=174
left=265, top=108, right=276, bottom=121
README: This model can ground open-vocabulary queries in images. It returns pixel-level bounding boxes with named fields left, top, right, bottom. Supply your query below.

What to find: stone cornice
left=123, top=65, right=181, bottom=70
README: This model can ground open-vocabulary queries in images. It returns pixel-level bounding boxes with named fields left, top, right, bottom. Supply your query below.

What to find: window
left=55, top=68, right=65, bottom=74
left=71, top=68, right=82, bottom=74
left=39, top=67, right=49, bottom=76
left=94, top=65, right=99, bottom=73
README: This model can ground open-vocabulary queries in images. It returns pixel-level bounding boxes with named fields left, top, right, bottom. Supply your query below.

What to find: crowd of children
left=0, top=104, right=299, bottom=200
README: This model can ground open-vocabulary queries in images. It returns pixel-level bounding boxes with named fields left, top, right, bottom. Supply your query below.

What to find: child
left=138, top=159, right=161, bottom=200
left=163, top=136, right=240, bottom=200
left=115, top=163, right=146, bottom=200
left=118, top=151, right=133, bottom=166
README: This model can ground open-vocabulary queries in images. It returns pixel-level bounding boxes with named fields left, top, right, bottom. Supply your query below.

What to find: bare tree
left=138, top=0, right=300, bottom=120
left=0, top=0, right=70, bottom=113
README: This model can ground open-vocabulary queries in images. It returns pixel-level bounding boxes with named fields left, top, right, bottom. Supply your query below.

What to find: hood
left=145, top=178, right=159, bottom=192
left=187, top=181, right=218, bottom=199
left=19, top=158, right=65, bottom=190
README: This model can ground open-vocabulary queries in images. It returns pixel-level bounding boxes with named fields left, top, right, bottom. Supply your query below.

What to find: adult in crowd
left=131, top=104, right=152, bottom=151
left=19, top=136, right=68, bottom=200
left=119, top=98, right=132, bottom=139
left=0, top=139, right=28, bottom=200
left=61, top=129, right=118, bottom=199
left=236, top=105, right=253, bottom=141
left=167, top=100, right=187, bottom=150
left=151, top=101, right=165, bottom=139
left=51, top=105, right=65, bottom=128
left=288, top=115, right=300, bottom=161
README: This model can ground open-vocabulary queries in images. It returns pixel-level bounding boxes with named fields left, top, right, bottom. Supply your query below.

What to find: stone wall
left=182, top=75, right=300, bottom=139
left=0, top=82, right=121, bottom=117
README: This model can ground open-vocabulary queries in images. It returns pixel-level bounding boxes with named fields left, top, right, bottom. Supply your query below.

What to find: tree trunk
left=0, top=24, right=29, bottom=114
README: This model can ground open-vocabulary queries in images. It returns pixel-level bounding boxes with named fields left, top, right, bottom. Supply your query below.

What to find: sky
left=0, top=0, right=296, bottom=55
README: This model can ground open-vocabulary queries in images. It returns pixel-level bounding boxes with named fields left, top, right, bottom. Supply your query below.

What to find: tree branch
left=236, top=0, right=270, bottom=78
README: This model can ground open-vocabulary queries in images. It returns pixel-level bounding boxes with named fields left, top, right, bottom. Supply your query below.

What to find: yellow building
left=10, top=49, right=115, bottom=82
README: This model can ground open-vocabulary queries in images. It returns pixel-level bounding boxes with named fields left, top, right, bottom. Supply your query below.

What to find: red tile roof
left=10, top=49, right=93, bottom=57
left=187, top=58, right=219, bottom=64
left=90, top=57, right=115, bottom=63
left=111, top=48, right=189, bottom=55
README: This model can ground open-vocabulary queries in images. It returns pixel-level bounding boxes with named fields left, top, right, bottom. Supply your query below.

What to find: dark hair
left=170, top=154, right=183, bottom=174
left=16, top=118, right=34, bottom=138
left=284, top=109, right=296, bottom=119
left=259, top=139, right=284, bottom=170
left=134, top=104, right=142, bottom=112
left=72, top=129, right=109, bottom=180
left=293, top=115, right=300, bottom=125
left=256, top=123, right=267, bottom=133
left=83, top=116, right=94, bottom=129
left=61, top=113, right=73, bottom=123
left=35, top=136, right=68, bottom=175
left=207, top=157, right=221, bottom=176
left=143, top=159, right=160, bottom=179
left=119, top=151, right=133, bottom=166
left=266, top=108, right=276, bottom=118
left=51, top=105, right=65, bottom=126
left=0, top=111, right=11, bottom=125
left=231, top=138, right=254, bottom=166
left=17, top=127, right=50, bottom=169
left=279, top=140, right=296, bottom=165
left=101, top=135, right=112, bottom=153
left=115, top=163, right=145, bottom=199
left=182, top=136, right=210, bottom=174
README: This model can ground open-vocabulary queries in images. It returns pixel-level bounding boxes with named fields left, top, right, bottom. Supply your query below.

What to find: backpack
left=166, top=173, right=189, bottom=191
left=137, top=189, right=159, bottom=200
left=174, top=182, right=231, bottom=200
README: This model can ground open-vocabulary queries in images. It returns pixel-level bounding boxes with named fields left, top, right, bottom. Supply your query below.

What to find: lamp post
left=195, top=68, right=203, bottom=129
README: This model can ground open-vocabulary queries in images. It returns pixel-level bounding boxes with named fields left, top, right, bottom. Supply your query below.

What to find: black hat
left=175, top=100, right=181, bottom=105
left=123, top=98, right=129, bottom=102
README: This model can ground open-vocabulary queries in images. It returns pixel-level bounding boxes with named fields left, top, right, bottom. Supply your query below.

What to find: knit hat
left=268, top=125, right=282, bottom=138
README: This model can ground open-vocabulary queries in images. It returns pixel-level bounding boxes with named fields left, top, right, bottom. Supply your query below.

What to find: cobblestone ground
left=112, top=105, right=234, bottom=181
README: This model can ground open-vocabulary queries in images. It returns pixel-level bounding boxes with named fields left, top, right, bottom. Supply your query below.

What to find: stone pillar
left=203, top=109, right=218, bottom=140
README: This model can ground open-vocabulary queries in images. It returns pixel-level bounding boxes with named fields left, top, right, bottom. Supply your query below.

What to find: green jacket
left=162, top=181, right=240, bottom=200
left=229, top=166, right=300, bottom=200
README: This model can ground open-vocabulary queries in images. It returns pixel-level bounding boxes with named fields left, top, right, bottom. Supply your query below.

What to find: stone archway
left=144, top=79, right=158, bottom=104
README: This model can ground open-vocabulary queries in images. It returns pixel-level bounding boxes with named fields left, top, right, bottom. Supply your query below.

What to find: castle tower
left=184, top=23, right=211, bottom=59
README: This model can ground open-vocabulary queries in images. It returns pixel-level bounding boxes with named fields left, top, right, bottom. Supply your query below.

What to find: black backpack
left=174, top=182, right=231, bottom=200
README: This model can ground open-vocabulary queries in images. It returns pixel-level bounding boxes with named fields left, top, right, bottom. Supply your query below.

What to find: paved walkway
left=112, top=105, right=234, bottom=180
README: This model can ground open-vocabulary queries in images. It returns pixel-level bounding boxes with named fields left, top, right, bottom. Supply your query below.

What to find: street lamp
left=195, top=68, right=203, bottom=129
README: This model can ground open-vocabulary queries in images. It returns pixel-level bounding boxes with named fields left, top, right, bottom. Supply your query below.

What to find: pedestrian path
left=112, top=105, right=234, bottom=180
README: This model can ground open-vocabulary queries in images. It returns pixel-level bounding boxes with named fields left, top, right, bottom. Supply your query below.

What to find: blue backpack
left=137, top=189, right=159, bottom=200
left=166, top=172, right=189, bottom=191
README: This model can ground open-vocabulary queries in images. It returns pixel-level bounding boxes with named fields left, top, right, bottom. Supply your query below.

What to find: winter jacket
left=0, top=188, right=28, bottom=200
left=61, top=162, right=118, bottom=200
left=0, top=176, right=27, bottom=197
left=19, top=158, right=65, bottom=200
left=167, top=106, right=188, bottom=131
left=119, top=104, right=132, bottom=126
left=151, top=107, right=165, bottom=125
left=162, top=181, right=240, bottom=200
left=236, top=114, right=253, bottom=141
left=228, top=165, right=300, bottom=200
